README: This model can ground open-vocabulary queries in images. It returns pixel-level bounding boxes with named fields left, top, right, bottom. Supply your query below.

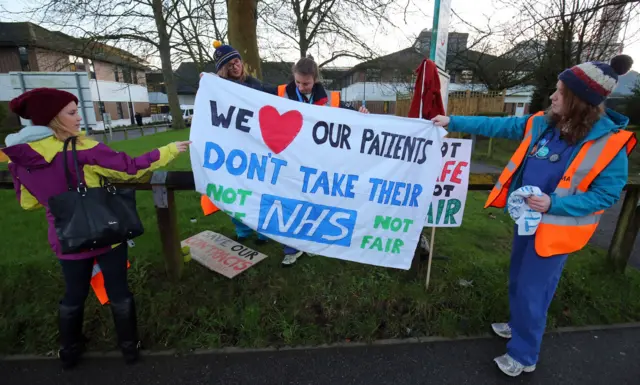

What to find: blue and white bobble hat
left=558, top=54, right=633, bottom=106
left=213, top=40, right=242, bottom=73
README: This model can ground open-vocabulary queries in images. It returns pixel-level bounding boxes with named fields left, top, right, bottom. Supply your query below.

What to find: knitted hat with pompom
left=213, top=40, right=242, bottom=73
left=558, top=54, right=634, bottom=106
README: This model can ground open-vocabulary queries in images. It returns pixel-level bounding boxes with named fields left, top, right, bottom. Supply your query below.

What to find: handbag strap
left=100, top=175, right=116, bottom=191
left=70, top=136, right=84, bottom=190
left=67, top=136, right=86, bottom=193
left=63, top=136, right=114, bottom=193
left=62, top=137, right=75, bottom=191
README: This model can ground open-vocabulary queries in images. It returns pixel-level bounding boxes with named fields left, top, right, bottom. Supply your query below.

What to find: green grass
left=2, top=129, right=640, bottom=355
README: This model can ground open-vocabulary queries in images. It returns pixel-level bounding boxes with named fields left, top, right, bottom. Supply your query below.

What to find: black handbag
left=48, top=136, right=144, bottom=254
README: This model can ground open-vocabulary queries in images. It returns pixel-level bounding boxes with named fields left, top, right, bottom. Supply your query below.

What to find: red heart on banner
left=258, top=106, right=303, bottom=154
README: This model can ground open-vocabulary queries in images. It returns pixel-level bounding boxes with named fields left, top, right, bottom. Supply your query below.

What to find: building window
left=131, top=70, right=138, bottom=84
left=98, top=101, right=106, bottom=114
left=116, top=102, right=124, bottom=119
left=122, top=68, right=132, bottom=84
left=366, top=68, right=381, bottom=82
left=18, top=47, right=30, bottom=71
left=114, top=66, right=120, bottom=82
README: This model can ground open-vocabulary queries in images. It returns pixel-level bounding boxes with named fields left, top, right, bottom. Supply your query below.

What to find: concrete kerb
left=3, top=322, right=640, bottom=361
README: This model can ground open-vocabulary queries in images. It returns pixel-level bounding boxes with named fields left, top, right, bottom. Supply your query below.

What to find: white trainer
left=281, top=251, right=304, bottom=266
left=494, top=354, right=536, bottom=377
left=491, top=323, right=512, bottom=339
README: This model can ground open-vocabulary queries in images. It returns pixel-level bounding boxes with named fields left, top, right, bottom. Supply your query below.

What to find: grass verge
left=1, top=129, right=640, bottom=355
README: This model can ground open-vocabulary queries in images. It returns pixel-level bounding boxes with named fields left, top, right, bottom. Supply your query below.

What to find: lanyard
left=529, top=129, right=554, bottom=156
left=529, top=129, right=572, bottom=162
left=295, top=87, right=313, bottom=104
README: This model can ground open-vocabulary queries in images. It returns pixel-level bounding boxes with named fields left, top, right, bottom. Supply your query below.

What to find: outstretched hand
left=431, top=115, right=450, bottom=127
left=174, top=141, right=192, bottom=153
left=358, top=106, right=370, bottom=114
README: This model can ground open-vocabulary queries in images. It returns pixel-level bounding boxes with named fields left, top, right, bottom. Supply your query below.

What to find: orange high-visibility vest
left=91, top=259, right=131, bottom=305
left=486, top=111, right=637, bottom=257
left=485, top=111, right=545, bottom=209
left=277, top=84, right=341, bottom=107
left=0, top=149, right=8, bottom=163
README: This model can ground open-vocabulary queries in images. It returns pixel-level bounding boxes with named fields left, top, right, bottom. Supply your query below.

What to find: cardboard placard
left=181, top=231, right=268, bottom=278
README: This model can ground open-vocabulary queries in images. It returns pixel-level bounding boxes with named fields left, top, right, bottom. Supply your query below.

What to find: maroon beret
left=9, top=88, right=79, bottom=126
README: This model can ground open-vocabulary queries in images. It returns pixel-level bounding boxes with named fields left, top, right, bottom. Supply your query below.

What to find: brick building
left=0, top=22, right=150, bottom=129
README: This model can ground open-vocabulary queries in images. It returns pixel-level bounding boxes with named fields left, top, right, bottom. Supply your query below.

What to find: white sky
left=1, top=0, right=639, bottom=71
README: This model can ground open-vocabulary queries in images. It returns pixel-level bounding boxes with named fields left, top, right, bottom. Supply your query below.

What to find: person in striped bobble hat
left=201, top=40, right=277, bottom=94
left=199, top=40, right=277, bottom=246
left=431, top=54, right=636, bottom=377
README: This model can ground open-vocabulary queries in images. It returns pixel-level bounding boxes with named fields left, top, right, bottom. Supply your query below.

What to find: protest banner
left=190, top=74, right=446, bottom=270
left=181, top=231, right=268, bottom=278
left=426, top=138, right=472, bottom=227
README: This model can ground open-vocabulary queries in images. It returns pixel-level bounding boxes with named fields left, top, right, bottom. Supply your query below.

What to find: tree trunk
left=227, top=0, right=262, bottom=80
left=152, top=0, right=185, bottom=129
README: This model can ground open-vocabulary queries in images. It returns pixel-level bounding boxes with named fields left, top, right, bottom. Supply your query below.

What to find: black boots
left=110, top=296, right=141, bottom=364
left=58, top=297, right=140, bottom=367
left=58, top=303, right=87, bottom=370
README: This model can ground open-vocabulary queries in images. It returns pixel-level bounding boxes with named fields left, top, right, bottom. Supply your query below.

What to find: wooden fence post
left=608, top=186, right=640, bottom=272
left=151, top=171, right=183, bottom=280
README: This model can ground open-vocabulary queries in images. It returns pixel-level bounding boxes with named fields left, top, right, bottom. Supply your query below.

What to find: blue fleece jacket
left=448, top=109, right=631, bottom=217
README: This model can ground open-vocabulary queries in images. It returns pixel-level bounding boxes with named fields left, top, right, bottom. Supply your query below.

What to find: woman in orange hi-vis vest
left=432, top=55, right=636, bottom=377
left=275, top=55, right=370, bottom=266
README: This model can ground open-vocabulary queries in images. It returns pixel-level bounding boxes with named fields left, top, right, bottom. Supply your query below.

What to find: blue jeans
left=283, top=245, right=299, bottom=255
left=232, top=218, right=268, bottom=240
left=507, top=229, right=568, bottom=366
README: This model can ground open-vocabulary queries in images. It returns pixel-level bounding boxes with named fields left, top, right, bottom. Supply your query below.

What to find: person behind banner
left=210, top=40, right=277, bottom=94
left=274, top=55, right=370, bottom=266
left=3, top=88, right=190, bottom=369
left=278, top=54, right=369, bottom=112
left=199, top=40, right=273, bottom=244
left=431, top=55, right=636, bottom=377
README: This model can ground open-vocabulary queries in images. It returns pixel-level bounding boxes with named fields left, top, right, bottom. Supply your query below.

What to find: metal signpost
left=9, top=71, right=98, bottom=132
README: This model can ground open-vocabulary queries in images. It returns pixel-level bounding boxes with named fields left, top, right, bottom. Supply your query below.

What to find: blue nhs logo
left=258, top=194, right=357, bottom=246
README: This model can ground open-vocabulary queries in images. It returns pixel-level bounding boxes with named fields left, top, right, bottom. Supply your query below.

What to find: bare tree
left=442, top=11, right=536, bottom=91
left=443, top=0, right=640, bottom=104
left=497, top=0, right=640, bottom=109
left=168, top=0, right=264, bottom=80
left=22, top=0, right=187, bottom=129
left=169, top=0, right=228, bottom=71
left=258, top=0, right=409, bottom=67
left=228, top=0, right=263, bottom=79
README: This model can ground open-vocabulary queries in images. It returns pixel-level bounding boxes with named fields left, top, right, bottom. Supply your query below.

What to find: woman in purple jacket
left=3, top=88, right=190, bottom=368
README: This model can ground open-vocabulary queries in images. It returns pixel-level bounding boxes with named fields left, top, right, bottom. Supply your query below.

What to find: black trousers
left=59, top=244, right=131, bottom=307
